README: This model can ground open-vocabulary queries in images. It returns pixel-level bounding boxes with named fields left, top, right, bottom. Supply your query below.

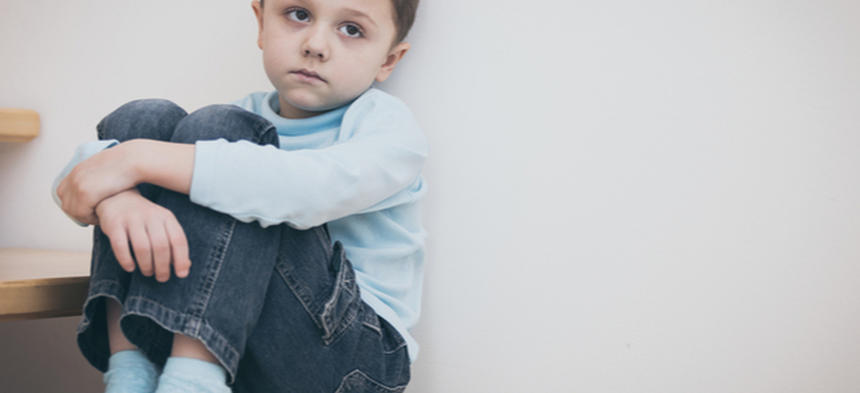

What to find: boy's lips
left=290, top=69, right=327, bottom=83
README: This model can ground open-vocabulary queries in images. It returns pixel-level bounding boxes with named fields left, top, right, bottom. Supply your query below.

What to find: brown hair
left=259, top=0, right=419, bottom=44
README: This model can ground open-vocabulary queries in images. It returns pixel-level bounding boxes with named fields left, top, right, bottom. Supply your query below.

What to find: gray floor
left=0, top=316, right=103, bottom=392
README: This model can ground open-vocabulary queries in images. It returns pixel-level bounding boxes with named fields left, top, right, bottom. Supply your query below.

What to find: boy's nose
left=301, top=28, right=329, bottom=61
left=303, top=48, right=326, bottom=60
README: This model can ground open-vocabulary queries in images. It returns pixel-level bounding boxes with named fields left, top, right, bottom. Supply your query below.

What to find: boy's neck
left=276, top=96, right=326, bottom=119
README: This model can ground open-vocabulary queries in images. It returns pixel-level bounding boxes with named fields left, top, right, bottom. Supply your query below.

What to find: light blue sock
left=154, top=357, right=230, bottom=393
left=103, top=349, right=160, bottom=393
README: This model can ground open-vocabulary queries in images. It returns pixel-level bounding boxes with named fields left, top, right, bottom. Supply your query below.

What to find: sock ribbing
left=154, top=356, right=230, bottom=393
left=103, top=349, right=159, bottom=393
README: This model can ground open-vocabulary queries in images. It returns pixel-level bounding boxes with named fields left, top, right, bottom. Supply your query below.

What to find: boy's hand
left=95, top=188, right=191, bottom=282
left=57, top=140, right=144, bottom=226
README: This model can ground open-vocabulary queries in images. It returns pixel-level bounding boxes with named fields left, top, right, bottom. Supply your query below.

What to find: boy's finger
left=128, top=224, right=154, bottom=277
left=147, top=219, right=172, bottom=283
left=165, top=220, right=191, bottom=278
left=106, top=225, right=135, bottom=272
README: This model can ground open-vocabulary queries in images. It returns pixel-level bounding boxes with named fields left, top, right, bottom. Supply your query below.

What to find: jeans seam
left=77, top=280, right=125, bottom=334
left=276, top=264, right=325, bottom=332
left=334, top=369, right=408, bottom=393
left=187, top=218, right=236, bottom=327
left=275, top=249, right=361, bottom=345
left=320, top=248, right=360, bottom=345
left=123, top=295, right=241, bottom=384
left=322, top=297, right=359, bottom=345
left=361, top=320, right=382, bottom=335
left=381, top=341, right=408, bottom=355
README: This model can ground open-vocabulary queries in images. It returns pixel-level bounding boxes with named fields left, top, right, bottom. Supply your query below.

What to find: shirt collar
left=261, top=90, right=350, bottom=136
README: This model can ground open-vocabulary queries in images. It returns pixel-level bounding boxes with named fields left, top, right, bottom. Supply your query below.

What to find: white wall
left=2, top=0, right=859, bottom=392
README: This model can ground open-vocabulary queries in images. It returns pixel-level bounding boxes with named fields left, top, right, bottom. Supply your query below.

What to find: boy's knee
left=97, top=98, right=187, bottom=142
left=170, top=104, right=279, bottom=147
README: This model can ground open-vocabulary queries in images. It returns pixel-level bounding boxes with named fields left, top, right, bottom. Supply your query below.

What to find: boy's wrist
left=94, top=187, right=144, bottom=225
left=122, top=139, right=151, bottom=186
left=126, top=139, right=195, bottom=195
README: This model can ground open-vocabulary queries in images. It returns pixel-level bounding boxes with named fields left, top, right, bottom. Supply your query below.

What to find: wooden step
left=0, top=108, right=40, bottom=142
left=0, top=248, right=90, bottom=320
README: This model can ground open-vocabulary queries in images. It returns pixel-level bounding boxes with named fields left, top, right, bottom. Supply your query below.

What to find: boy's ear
left=252, top=1, right=264, bottom=50
left=375, top=42, right=410, bottom=82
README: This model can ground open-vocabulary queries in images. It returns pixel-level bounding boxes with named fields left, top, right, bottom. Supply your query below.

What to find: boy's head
left=252, top=0, right=419, bottom=118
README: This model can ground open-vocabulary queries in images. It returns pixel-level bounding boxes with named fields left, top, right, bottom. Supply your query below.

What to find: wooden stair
left=0, top=248, right=90, bottom=320
left=0, top=108, right=40, bottom=142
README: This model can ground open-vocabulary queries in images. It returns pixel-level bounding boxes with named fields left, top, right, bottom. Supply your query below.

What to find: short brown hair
left=259, top=0, right=419, bottom=44
left=389, top=0, right=419, bottom=43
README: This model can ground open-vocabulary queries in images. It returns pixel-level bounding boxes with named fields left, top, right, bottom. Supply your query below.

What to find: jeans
left=75, top=99, right=411, bottom=392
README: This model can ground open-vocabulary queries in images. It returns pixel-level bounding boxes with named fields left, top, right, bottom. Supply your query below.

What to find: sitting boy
left=52, top=0, right=426, bottom=391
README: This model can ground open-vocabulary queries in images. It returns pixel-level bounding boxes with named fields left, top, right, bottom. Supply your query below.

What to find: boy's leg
left=77, top=99, right=188, bottom=372
left=79, top=101, right=410, bottom=390
left=95, top=99, right=188, bottom=201
left=115, top=104, right=283, bottom=385
left=231, top=226, right=412, bottom=392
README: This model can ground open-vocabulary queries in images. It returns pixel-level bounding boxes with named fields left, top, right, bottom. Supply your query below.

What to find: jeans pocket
left=334, top=369, right=408, bottom=393
left=319, top=241, right=361, bottom=345
left=360, top=307, right=407, bottom=355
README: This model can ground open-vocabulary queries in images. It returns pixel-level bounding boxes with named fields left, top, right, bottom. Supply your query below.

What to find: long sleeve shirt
left=51, top=87, right=428, bottom=361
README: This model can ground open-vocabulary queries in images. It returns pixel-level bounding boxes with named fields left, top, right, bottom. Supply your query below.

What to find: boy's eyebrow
left=341, top=7, right=378, bottom=28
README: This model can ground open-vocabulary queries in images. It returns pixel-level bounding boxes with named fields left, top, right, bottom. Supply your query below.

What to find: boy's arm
left=54, top=139, right=193, bottom=226
left=60, top=128, right=424, bottom=230
left=186, top=132, right=426, bottom=230
left=181, top=99, right=428, bottom=230
left=57, top=95, right=427, bottom=230
left=134, top=140, right=195, bottom=195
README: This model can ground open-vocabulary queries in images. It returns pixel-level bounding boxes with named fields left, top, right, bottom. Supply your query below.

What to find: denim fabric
left=76, top=99, right=411, bottom=392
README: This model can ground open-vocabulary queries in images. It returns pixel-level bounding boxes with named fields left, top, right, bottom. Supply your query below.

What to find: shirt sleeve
left=51, top=139, right=120, bottom=226
left=189, top=101, right=428, bottom=230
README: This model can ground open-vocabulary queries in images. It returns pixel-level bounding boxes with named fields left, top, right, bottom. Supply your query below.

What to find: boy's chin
left=284, top=92, right=343, bottom=113
left=282, top=85, right=370, bottom=112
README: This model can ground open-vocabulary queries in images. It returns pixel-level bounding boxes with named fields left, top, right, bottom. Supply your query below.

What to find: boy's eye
left=286, top=9, right=310, bottom=22
left=339, top=24, right=363, bottom=38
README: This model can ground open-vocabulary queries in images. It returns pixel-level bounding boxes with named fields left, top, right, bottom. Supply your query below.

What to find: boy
left=52, top=0, right=426, bottom=391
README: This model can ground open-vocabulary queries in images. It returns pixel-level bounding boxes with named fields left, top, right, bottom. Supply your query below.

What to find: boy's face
left=252, top=0, right=409, bottom=118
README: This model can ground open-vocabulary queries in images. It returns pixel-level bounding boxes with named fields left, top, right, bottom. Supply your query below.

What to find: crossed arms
left=56, top=139, right=196, bottom=282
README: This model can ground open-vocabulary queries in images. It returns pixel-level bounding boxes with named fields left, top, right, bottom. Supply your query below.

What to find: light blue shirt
left=52, top=88, right=428, bottom=361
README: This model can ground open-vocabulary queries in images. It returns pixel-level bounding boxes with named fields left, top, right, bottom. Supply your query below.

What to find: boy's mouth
left=290, top=69, right=327, bottom=83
